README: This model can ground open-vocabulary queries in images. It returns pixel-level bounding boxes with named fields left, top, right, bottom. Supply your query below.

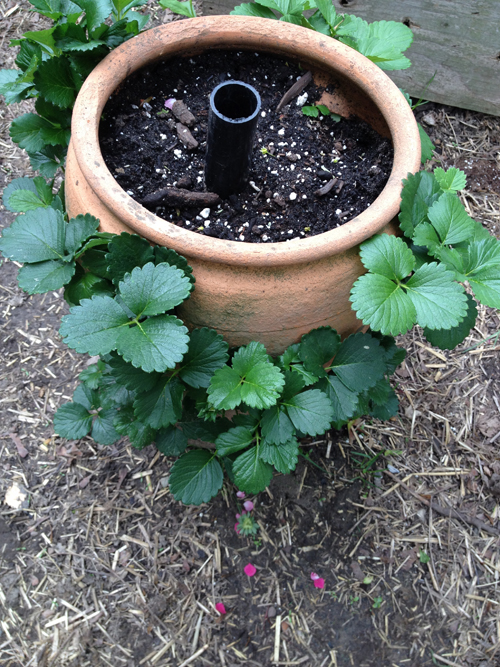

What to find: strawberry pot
left=66, top=15, right=421, bottom=355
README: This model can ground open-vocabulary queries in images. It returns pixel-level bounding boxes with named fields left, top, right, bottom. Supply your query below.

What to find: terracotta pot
left=66, top=16, right=420, bottom=355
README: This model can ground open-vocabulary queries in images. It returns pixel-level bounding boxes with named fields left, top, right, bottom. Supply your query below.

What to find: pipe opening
left=212, top=81, right=260, bottom=122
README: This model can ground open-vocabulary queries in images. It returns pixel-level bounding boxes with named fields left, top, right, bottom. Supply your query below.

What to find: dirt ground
left=1, top=2, right=500, bottom=667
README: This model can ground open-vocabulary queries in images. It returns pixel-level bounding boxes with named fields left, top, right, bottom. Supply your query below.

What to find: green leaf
left=10, top=113, right=50, bottom=153
left=230, top=1, right=276, bottom=18
left=330, top=332, right=386, bottom=392
left=106, top=232, right=155, bottom=285
left=79, top=360, right=106, bottom=389
left=418, top=123, right=434, bottom=163
left=280, top=369, right=306, bottom=401
left=232, top=341, right=270, bottom=375
left=302, top=105, right=319, bottom=118
left=261, top=405, right=295, bottom=445
left=73, top=383, right=97, bottom=410
left=283, top=389, right=334, bottom=436
left=179, top=328, right=229, bottom=389
left=28, top=144, right=66, bottom=178
left=405, top=262, right=468, bottom=329
left=463, top=237, right=500, bottom=308
left=113, top=405, right=156, bottom=449
left=312, top=0, right=337, bottom=27
left=0, top=69, right=34, bottom=104
left=155, top=426, right=187, bottom=456
left=232, top=446, right=273, bottom=494
left=72, top=0, right=114, bottom=31
left=92, top=408, right=121, bottom=445
left=359, top=234, right=415, bottom=281
left=18, top=259, right=75, bottom=294
left=107, top=354, right=160, bottom=392
left=59, top=295, right=130, bottom=355
left=427, top=193, right=475, bottom=246
left=320, top=375, right=359, bottom=423
left=15, top=40, right=42, bottom=70
left=412, top=222, right=441, bottom=255
left=79, top=247, right=111, bottom=278
left=434, top=167, right=466, bottom=192
left=180, top=417, right=232, bottom=444
left=118, top=262, right=192, bottom=317
left=208, top=342, right=284, bottom=410
left=368, top=387, right=399, bottom=420
left=35, top=97, right=72, bottom=127
left=54, top=402, right=92, bottom=439
left=215, top=426, right=254, bottom=456
left=154, top=246, right=195, bottom=283
left=424, top=294, right=477, bottom=350
left=34, top=56, right=79, bottom=108
left=158, top=0, right=196, bottom=17
left=368, top=20, right=413, bottom=53
left=350, top=273, right=416, bottom=335
left=116, top=315, right=189, bottom=373
left=133, top=377, right=183, bottom=429
left=399, top=171, right=443, bottom=238
left=240, top=362, right=285, bottom=409
left=0, top=207, right=68, bottom=263
left=260, top=438, right=299, bottom=474
left=206, top=366, right=243, bottom=410
left=18, top=28, right=58, bottom=55
left=65, top=214, right=100, bottom=255
left=169, top=450, right=223, bottom=505
left=30, top=0, right=64, bottom=19
left=3, top=177, right=49, bottom=212
left=64, top=268, right=114, bottom=306
left=376, top=334, right=406, bottom=374
left=298, top=326, right=341, bottom=378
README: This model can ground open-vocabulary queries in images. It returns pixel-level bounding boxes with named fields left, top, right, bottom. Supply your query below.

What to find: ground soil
left=1, top=4, right=500, bottom=667
left=100, top=50, right=393, bottom=243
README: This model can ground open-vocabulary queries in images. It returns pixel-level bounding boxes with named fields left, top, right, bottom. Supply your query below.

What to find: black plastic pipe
left=205, top=80, right=261, bottom=199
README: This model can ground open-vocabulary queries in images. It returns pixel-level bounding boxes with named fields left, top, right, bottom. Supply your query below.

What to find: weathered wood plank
left=202, top=0, right=500, bottom=116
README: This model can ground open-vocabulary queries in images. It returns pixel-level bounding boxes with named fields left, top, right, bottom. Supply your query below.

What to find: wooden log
left=203, top=0, right=500, bottom=117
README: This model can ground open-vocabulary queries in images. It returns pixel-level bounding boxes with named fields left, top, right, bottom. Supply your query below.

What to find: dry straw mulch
left=1, top=2, right=500, bottom=666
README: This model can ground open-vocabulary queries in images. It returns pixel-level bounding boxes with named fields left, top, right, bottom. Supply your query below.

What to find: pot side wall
left=66, top=17, right=420, bottom=355
left=66, top=142, right=395, bottom=354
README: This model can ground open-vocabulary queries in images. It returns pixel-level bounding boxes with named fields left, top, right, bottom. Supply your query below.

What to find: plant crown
left=1, top=2, right=500, bottom=504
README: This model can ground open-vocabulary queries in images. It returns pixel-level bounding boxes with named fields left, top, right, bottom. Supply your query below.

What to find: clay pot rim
left=71, top=15, right=421, bottom=267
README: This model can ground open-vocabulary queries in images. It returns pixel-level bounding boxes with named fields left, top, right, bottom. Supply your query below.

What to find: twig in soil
left=139, top=188, right=220, bottom=209
left=383, top=470, right=500, bottom=536
left=176, top=123, right=199, bottom=149
left=276, top=70, right=312, bottom=112
left=171, top=100, right=196, bottom=127
left=314, top=177, right=337, bottom=197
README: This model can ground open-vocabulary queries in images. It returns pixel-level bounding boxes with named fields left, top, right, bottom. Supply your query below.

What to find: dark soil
left=100, top=50, right=393, bottom=243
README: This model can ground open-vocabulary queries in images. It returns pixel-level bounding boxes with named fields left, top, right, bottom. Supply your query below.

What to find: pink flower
left=311, top=572, right=325, bottom=589
left=234, top=523, right=240, bottom=534
left=164, top=98, right=176, bottom=109
left=215, top=602, right=226, bottom=615
left=243, top=500, right=254, bottom=512
left=236, top=491, right=246, bottom=499
left=244, top=563, right=256, bottom=577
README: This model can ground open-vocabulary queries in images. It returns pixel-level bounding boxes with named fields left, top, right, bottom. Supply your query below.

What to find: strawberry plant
left=1, top=3, right=500, bottom=506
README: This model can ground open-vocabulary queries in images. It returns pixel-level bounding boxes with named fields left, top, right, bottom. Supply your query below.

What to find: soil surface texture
left=100, top=50, right=393, bottom=243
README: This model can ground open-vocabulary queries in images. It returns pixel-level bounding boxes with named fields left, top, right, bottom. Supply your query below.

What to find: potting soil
left=100, top=50, right=393, bottom=243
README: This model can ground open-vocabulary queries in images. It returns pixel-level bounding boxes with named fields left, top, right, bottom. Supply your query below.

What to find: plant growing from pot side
left=1, top=3, right=500, bottom=505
